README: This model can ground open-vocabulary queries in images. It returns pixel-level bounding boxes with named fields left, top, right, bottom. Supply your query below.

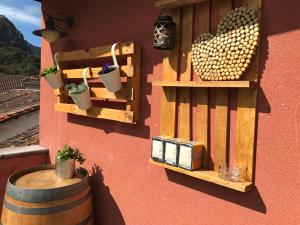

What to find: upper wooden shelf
left=155, top=0, right=208, bottom=8
left=149, top=159, right=252, bottom=192
left=152, top=80, right=257, bottom=88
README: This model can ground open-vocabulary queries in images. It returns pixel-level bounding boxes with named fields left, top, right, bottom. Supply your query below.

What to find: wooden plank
left=152, top=80, right=257, bottom=88
left=235, top=0, right=261, bottom=181
left=155, top=0, right=208, bottom=8
left=214, top=0, right=232, bottom=172
left=55, top=103, right=135, bottom=123
left=125, top=44, right=142, bottom=122
left=194, top=1, right=210, bottom=168
left=54, top=87, right=134, bottom=100
left=62, top=65, right=134, bottom=79
left=149, top=159, right=252, bottom=192
left=56, top=42, right=135, bottom=62
left=178, top=5, right=194, bottom=141
left=160, top=8, right=181, bottom=137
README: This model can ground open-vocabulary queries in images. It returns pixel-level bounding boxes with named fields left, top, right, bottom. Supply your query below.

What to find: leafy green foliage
left=56, top=145, right=85, bottom=164
left=65, top=82, right=88, bottom=95
left=0, top=16, right=40, bottom=75
left=41, top=65, right=58, bottom=77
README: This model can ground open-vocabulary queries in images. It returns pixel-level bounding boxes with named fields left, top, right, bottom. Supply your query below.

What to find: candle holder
left=178, top=141, right=203, bottom=171
left=151, top=136, right=171, bottom=162
left=164, top=138, right=185, bottom=166
left=218, top=164, right=242, bottom=182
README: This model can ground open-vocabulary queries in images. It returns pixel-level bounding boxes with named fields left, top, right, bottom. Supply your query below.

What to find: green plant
left=56, top=145, right=85, bottom=164
left=65, top=82, right=88, bottom=95
left=41, top=65, right=58, bottom=77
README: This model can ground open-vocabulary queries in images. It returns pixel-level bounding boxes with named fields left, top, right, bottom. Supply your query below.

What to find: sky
left=0, top=0, right=41, bottom=47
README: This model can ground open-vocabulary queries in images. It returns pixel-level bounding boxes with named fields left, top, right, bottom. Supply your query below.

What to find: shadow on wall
left=166, top=170, right=267, bottom=214
left=89, top=164, right=125, bottom=225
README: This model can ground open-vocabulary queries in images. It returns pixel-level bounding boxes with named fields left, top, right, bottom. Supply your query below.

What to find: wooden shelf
left=155, top=0, right=208, bottom=8
left=152, top=80, right=257, bottom=88
left=149, top=159, right=252, bottom=192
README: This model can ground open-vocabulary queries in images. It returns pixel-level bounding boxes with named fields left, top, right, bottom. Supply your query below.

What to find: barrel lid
left=15, top=169, right=84, bottom=189
left=6, top=164, right=90, bottom=203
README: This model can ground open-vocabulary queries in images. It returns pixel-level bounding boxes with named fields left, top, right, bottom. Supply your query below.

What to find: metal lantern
left=164, top=138, right=185, bottom=166
left=178, top=141, right=203, bottom=171
left=151, top=136, right=170, bottom=162
left=153, top=15, right=176, bottom=50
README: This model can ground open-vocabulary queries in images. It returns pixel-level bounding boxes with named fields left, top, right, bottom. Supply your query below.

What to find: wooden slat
left=195, top=1, right=210, bottom=168
left=160, top=8, right=181, bottom=137
left=153, top=80, right=257, bottom=88
left=214, top=0, right=232, bottom=172
left=178, top=5, right=194, bottom=141
left=62, top=65, right=134, bottom=79
left=55, top=103, right=134, bottom=123
left=155, top=0, right=208, bottom=8
left=54, top=87, right=133, bottom=100
left=125, top=44, right=142, bottom=122
left=149, top=159, right=252, bottom=192
left=56, top=42, right=135, bottom=62
left=235, top=0, right=261, bottom=181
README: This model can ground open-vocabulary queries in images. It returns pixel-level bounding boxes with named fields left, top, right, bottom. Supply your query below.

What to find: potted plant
left=65, top=82, right=92, bottom=110
left=40, top=65, right=64, bottom=89
left=55, top=145, right=85, bottom=179
left=98, top=43, right=122, bottom=92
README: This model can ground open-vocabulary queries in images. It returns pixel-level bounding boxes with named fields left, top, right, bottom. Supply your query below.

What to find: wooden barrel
left=1, top=165, right=94, bottom=225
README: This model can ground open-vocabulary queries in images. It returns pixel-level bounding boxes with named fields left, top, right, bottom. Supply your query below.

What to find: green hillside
left=0, top=15, right=40, bottom=75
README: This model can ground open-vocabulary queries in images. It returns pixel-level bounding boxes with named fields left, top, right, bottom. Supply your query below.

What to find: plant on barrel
left=40, top=65, right=63, bottom=89
left=55, top=145, right=85, bottom=179
left=65, top=82, right=92, bottom=110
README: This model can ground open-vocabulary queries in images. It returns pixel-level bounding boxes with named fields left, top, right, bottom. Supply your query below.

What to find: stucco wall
left=40, top=0, right=300, bottom=224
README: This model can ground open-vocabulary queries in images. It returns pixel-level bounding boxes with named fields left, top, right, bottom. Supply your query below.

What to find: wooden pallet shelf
left=153, top=80, right=257, bottom=88
left=151, top=0, right=261, bottom=192
left=54, top=42, right=141, bottom=124
left=149, top=159, right=252, bottom=192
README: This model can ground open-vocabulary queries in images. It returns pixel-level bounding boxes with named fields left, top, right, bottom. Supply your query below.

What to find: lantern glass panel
left=165, top=142, right=178, bottom=165
left=152, top=139, right=164, bottom=162
left=179, top=145, right=192, bottom=170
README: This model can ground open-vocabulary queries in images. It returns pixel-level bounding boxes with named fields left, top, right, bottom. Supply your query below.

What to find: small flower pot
left=70, top=88, right=92, bottom=110
left=55, top=159, right=75, bottom=179
left=99, top=65, right=122, bottom=92
left=43, top=70, right=64, bottom=89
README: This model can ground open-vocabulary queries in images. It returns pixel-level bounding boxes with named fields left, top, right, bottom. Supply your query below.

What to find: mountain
left=0, top=15, right=40, bottom=75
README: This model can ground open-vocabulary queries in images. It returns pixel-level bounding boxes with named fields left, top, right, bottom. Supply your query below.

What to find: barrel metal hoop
left=77, top=213, right=94, bottom=225
left=4, top=192, right=91, bottom=215
left=5, top=165, right=89, bottom=202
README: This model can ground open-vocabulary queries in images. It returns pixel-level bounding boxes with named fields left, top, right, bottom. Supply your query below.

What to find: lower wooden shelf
left=55, top=103, right=135, bottom=124
left=149, top=159, right=252, bottom=192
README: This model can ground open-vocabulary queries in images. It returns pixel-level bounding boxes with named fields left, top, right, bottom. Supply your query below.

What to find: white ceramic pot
left=44, top=70, right=64, bottom=89
left=70, top=88, right=92, bottom=110
left=100, top=66, right=122, bottom=92
left=55, top=159, right=75, bottom=179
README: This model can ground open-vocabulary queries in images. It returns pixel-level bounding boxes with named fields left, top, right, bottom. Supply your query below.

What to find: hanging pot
left=69, top=68, right=92, bottom=110
left=44, top=70, right=63, bottom=89
left=98, top=43, right=122, bottom=93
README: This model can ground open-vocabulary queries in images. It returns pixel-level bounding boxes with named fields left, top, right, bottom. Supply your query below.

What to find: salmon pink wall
left=40, top=0, right=300, bottom=224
